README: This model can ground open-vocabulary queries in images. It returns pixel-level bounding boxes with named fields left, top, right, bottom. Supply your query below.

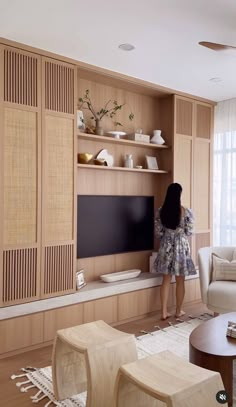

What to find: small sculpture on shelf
left=150, top=130, right=165, bottom=145
left=78, top=89, right=134, bottom=136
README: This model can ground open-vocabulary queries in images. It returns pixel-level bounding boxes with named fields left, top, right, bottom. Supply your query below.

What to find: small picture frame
left=76, top=269, right=86, bottom=290
left=145, top=155, right=159, bottom=170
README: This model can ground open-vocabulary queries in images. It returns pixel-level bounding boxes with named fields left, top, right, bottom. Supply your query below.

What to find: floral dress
left=153, top=207, right=196, bottom=276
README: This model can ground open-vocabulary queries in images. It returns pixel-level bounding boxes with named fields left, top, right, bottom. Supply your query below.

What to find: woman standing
left=153, top=183, right=196, bottom=320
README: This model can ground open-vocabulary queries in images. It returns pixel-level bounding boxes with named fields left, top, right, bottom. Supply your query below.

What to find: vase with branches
left=78, top=89, right=134, bottom=136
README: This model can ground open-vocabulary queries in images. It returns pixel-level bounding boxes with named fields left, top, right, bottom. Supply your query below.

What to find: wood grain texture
left=118, top=290, right=149, bottom=321
left=175, top=97, right=194, bottom=136
left=41, top=59, right=76, bottom=298
left=0, top=46, right=42, bottom=306
left=4, top=47, right=38, bottom=107
left=194, top=139, right=210, bottom=230
left=173, top=134, right=192, bottom=207
left=196, top=103, right=212, bottom=139
left=0, top=313, right=44, bottom=354
left=52, top=320, right=138, bottom=405
left=44, top=303, right=84, bottom=342
left=195, top=233, right=210, bottom=267
left=83, top=296, right=118, bottom=324
left=190, top=312, right=236, bottom=406
left=115, top=350, right=224, bottom=407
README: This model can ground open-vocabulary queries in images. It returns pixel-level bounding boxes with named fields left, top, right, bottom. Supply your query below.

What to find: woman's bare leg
left=160, top=274, right=172, bottom=320
left=175, top=275, right=185, bottom=317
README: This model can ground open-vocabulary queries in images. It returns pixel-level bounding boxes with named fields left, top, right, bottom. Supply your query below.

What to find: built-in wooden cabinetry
left=0, top=43, right=76, bottom=306
left=173, top=96, right=213, bottom=264
left=0, top=37, right=215, bottom=356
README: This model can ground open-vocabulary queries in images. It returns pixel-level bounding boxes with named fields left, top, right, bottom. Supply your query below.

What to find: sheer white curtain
left=214, top=98, right=236, bottom=245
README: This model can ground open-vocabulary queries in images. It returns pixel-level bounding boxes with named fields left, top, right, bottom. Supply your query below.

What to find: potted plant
left=78, top=89, right=134, bottom=136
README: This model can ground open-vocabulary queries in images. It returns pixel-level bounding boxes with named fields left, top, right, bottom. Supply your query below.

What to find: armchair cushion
left=212, top=254, right=236, bottom=281
left=198, top=246, right=236, bottom=314
left=208, top=281, right=236, bottom=312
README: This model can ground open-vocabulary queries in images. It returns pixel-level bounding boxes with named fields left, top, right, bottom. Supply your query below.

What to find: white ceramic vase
left=151, top=130, right=165, bottom=145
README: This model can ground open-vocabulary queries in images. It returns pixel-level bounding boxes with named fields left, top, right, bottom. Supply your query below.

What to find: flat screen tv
left=77, top=195, right=154, bottom=258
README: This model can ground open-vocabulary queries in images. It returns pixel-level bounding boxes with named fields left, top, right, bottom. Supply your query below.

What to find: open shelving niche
left=77, top=132, right=170, bottom=174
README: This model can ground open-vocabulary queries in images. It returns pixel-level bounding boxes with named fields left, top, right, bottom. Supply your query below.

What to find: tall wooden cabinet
left=0, top=45, right=76, bottom=306
left=0, top=46, right=42, bottom=306
left=173, top=96, right=213, bottom=264
left=41, top=58, right=76, bottom=298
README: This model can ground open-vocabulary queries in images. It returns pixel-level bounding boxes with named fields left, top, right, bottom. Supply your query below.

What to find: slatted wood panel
left=2, top=248, right=37, bottom=303
left=4, top=108, right=38, bottom=245
left=45, top=61, right=74, bottom=114
left=196, top=103, right=212, bottom=139
left=4, top=49, right=38, bottom=106
left=43, top=244, right=74, bottom=295
left=175, top=97, right=193, bottom=136
left=44, top=115, right=74, bottom=241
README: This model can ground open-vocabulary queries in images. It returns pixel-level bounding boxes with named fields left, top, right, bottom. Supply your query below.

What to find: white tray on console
left=100, top=269, right=141, bottom=283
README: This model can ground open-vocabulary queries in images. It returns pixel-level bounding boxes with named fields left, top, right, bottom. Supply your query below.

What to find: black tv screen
left=77, top=195, right=154, bottom=258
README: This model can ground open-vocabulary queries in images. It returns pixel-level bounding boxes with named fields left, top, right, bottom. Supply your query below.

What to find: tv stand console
left=0, top=272, right=200, bottom=358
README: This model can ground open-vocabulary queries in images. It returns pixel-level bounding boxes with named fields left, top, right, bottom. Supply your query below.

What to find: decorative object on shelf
left=94, top=158, right=107, bottom=166
left=128, top=131, right=150, bottom=143
left=76, top=269, right=86, bottom=290
left=146, top=155, right=159, bottom=170
left=77, top=110, right=86, bottom=132
left=151, top=130, right=165, bottom=145
left=124, top=153, right=134, bottom=168
left=107, top=131, right=126, bottom=139
left=135, top=165, right=143, bottom=169
left=226, top=321, right=236, bottom=338
left=77, top=153, right=93, bottom=164
left=100, top=269, right=141, bottom=283
left=96, top=148, right=114, bottom=167
left=78, top=89, right=134, bottom=136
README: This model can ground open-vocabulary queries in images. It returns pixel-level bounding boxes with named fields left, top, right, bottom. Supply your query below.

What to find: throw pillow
left=212, top=253, right=236, bottom=281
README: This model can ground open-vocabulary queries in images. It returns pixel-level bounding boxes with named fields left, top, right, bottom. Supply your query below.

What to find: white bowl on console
left=100, top=269, right=141, bottom=283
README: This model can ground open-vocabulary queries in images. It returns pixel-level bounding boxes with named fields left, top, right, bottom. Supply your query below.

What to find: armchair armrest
left=198, top=247, right=212, bottom=304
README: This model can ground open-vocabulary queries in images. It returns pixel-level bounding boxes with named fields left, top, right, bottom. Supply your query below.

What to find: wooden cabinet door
left=41, top=58, right=77, bottom=298
left=193, top=101, right=213, bottom=262
left=174, top=96, right=194, bottom=208
left=174, top=97, right=213, bottom=265
left=174, top=134, right=193, bottom=208
left=118, top=289, right=149, bottom=321
left=0, top=46, right=41, bottom=306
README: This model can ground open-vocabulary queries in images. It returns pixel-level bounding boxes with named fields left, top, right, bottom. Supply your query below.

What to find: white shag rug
left=12, top=315, right=236, bottom=406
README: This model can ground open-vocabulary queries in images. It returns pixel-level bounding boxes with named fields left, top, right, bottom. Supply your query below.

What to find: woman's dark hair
left=160, top=183, right=182, bottom=229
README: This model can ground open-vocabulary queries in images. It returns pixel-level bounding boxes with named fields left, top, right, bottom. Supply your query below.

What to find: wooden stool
left=114, top=350, right=226, bottom=407
left=52, top=320, right=138, bottom=406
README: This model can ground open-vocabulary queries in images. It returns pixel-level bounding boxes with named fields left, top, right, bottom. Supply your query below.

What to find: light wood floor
left=0, top=301, right=210, bottom=407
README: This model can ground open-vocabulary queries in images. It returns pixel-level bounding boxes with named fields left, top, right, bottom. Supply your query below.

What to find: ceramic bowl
left=77, top=153, right=93, bottom=164
left=94, top=158, right=107, bottom=166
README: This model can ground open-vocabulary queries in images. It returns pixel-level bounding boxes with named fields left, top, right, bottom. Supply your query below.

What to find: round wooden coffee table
left=189, top=312, right=236, bottom=406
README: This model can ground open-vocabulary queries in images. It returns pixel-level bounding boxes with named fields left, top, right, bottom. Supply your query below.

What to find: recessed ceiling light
left=118, top=43, right=135, bottom=51
left=209, top=77, right=223, bottom=83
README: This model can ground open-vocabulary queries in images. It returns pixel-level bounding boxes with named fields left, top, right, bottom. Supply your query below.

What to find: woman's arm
left=154, top=208, right=165, bottom=238
left=184, top=208, right=194, bottom=236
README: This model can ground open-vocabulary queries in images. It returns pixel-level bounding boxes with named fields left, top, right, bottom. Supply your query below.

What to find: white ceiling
left=1, top=0, right=236, bottom=102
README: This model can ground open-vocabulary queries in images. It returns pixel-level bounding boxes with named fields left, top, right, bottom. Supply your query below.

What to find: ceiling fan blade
left=199, top=41, right=236, bottom=52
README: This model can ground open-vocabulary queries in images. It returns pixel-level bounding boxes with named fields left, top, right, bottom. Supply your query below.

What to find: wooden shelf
left=77, top=164, right=168, bottom=174
left=77, top=132, right=169, bottom=149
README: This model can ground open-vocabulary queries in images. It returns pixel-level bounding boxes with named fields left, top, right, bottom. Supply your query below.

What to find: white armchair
left=198, top=246, right=236, bottom=314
